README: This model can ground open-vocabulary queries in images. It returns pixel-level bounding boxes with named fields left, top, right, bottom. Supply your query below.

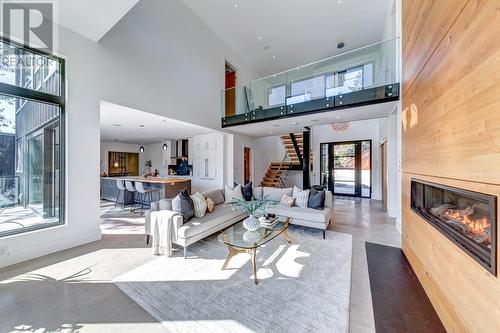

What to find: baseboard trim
left=0, top=229, right=102, bottom=269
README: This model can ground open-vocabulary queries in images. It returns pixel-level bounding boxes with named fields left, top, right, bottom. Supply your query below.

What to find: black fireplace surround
left=411, top=179, right=497, bottom=275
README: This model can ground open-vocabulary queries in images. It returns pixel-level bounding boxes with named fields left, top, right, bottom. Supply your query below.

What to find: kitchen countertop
left=101, top=176, right=191, bottom=184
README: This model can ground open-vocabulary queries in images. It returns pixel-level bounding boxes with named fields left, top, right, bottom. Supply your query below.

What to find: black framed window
left=320, top=140, right=372, bottom=198
left=0, top=37, right=65, bottom=237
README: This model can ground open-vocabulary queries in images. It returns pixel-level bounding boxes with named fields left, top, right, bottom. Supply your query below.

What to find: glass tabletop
left=218, top=217, right=289, bottom=249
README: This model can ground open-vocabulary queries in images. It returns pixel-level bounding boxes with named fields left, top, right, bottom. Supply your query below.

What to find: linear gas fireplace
left=411, top=179, right=497, bottom=275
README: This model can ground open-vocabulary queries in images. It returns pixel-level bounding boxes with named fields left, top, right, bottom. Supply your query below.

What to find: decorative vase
left=243, top=230, right=261, bottom=244
left=243, top=214, right=260, bottom=231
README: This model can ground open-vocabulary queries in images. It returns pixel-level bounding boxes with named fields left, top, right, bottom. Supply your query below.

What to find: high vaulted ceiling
left=182, top=0, right=395, bottom=76
left=38, top=0, right=140, bottom=41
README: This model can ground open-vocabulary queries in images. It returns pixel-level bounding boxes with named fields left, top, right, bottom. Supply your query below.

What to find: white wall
left=311, top=119, right=382, bottom=200
left=252, top=136, right=285, bottom=186
left=143, top=142, right=172, bottom=176
left=1, top=0, right=258, bottom=268
left=379, top=111, right=400, bottom=218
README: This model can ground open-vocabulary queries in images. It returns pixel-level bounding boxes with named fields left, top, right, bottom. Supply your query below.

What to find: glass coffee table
left=218, top=217, right=291, bottom=284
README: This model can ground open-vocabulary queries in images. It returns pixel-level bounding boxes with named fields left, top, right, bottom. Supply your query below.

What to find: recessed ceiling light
left=258, top=36, right=262, bottom=40
left=272, top=55, right=276, bottom=59
left=112, top=123, right=122, bottom=127
left=234, top=4, right=238, bottom=8
left=311, top=119, right=320, bottom=123
left=272, top=124, right=280, bottom=127
left=264, top=45, right=270, bottom=50
left=139, top=124, right=145, bottom=127
left=291, top=122, right=299, bottom=125
left=256, top=127, right=261, bottom=130
left=336, top=115, right=341, bottom=119
left=338, top=0, right=342, bottom=3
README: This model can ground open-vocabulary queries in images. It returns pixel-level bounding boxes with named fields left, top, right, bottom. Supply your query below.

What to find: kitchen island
left=100, top=176, right=191, bottom=205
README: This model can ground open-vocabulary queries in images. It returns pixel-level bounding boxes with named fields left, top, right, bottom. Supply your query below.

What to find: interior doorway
left=225, top=62, right=237, bottom=117
left=320, top=140, right=372, bottom=198
left=243, top=147, right=252, bottom=185
left=381, top=141, right=388, bottom=210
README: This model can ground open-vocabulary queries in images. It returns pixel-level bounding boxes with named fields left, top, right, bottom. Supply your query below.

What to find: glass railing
left=222, top=38, right=399, bottom=124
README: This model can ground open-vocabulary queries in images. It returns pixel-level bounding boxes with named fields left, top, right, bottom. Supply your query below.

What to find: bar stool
left=135, top=181, right=159, bottom=215
left=115, top=179, right=126, bottom=210
left=125, top=180, right=139, bottom=213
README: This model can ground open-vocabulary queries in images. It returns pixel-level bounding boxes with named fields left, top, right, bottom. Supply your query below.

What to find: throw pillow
left=206, top=197, right=215, bottom=213
left=292, top=186, right=302, bottom=198
left=280, top=194, right=295, bottom=207
left=225, top=184, right=243, bottom=203
left=171, top=189, right=194, bottom=223
left=241, top=182, right=253, bottom=201
left=253, top=186, right=263, bottom=200
left=191, top=192, right=207, bottom=218
left=294, top=188, right=310, bottom=208
left=308, top=189, right=325, bottom=210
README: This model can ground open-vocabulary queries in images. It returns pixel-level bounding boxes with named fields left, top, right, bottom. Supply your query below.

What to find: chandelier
left=330, top=122, right=351, bottom=134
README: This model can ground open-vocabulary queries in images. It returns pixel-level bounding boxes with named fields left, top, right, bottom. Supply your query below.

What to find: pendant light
left=139, top=145, right=145, bottom=153
left=161, top=120, right=168, bottom=151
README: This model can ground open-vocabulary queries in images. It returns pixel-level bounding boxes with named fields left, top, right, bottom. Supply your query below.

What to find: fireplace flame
left=444, top=208, right=491, bottom=242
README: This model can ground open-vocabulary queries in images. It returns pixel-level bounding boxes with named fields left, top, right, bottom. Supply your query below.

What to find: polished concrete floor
left=0, top=198, right=400, bottom=333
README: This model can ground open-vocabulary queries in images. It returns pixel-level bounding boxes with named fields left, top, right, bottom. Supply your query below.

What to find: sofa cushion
left=241, top=182, right=253, bottom=201
left=263, top=187, right=293, bottom=201
left=253, top=187, right=263, bottom=200
left=177, top=204, right=244, bottom=239
left=172, top=189, right=194, bottom=223
left=202, top=189, right=225, bottom=206
left=308, top=189, right=325, bottom=210
left=268, top=205, right=331, bottom=224
left=225, top=184, right=243, bottom=203
left=206, top=197, right=215, bottom=213
left=294, top=188, right=310, bottom=208
left=280, top=194, right=295, bottom=207
left=191, top=192, right=207, bottom=218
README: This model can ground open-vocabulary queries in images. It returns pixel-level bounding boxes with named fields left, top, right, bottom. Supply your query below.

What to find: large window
left=267, top=64, right=374, bottom=107
left=0, top=38, right=65, bottom=237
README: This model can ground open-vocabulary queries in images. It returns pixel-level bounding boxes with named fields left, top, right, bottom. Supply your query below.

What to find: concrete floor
left=0, top=198, right=400, bottom=333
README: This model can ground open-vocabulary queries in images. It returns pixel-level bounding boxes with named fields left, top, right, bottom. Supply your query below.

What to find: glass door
left=324, top=140, right=371, bottom=198
left=27, top=131, right=43, bottom=216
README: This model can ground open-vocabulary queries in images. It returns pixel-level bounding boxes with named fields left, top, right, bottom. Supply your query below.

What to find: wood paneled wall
left=402, top=0, right=500, bottom=332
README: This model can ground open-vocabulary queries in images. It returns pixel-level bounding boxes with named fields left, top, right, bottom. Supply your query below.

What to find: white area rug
left=114, top=227, right=353, bottom=333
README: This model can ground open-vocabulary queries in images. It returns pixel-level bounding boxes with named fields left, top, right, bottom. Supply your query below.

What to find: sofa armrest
left=159, top=198, right=173, bottom=211
left=324, top=191, right=333, bottom=209
left=145, top=208, right=181, bottom=237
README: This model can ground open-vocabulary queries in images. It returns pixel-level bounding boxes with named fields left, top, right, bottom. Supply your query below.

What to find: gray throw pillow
left=308, top=188, right=325, bottom=210
left=172, top=189, right=194, bottom=223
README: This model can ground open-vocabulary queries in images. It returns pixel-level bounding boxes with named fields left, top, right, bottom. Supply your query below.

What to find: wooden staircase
left=260, top=133, right=303, bottom=188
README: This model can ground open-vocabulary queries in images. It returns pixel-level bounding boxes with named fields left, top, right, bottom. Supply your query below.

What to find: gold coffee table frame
left=219, top=217, right=292, bottom=285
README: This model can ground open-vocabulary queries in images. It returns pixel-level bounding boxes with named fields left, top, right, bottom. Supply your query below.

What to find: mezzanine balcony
left=222, top=38, right=399, bottom=127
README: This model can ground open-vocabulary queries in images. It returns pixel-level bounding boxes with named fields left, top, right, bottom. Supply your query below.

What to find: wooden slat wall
left=402, top=0, right=500, bottom=332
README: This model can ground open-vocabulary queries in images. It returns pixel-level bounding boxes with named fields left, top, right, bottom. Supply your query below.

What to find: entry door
left=328, top=140, right=371, bottom=198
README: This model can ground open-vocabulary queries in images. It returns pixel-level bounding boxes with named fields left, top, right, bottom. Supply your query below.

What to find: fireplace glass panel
left=411, top=179, right=496, bottom=275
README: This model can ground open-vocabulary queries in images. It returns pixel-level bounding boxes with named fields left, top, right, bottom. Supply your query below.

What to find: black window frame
left=0, top=36, right=66, bottom=238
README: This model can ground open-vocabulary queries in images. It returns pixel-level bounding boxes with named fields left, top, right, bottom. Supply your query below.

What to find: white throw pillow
left=280, top=194, right=295, bottom=207
left=225, top=184, right=243, bottom=203
left=294, top=188, right=310, bottom=208
left=191, top=192, right=207, bottom=218
left=292, top=186, right=302, bottom=198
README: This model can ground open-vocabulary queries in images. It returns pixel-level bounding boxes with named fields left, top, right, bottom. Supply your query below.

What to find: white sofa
left=145, top=187, right=333, bottom=258
left=145, top=189, right=245, bottom=258
left=254, top=187, right=333, bottom=239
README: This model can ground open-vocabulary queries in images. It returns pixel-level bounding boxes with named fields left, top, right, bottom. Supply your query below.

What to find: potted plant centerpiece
left=229, top=197, right=276, bottom=231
